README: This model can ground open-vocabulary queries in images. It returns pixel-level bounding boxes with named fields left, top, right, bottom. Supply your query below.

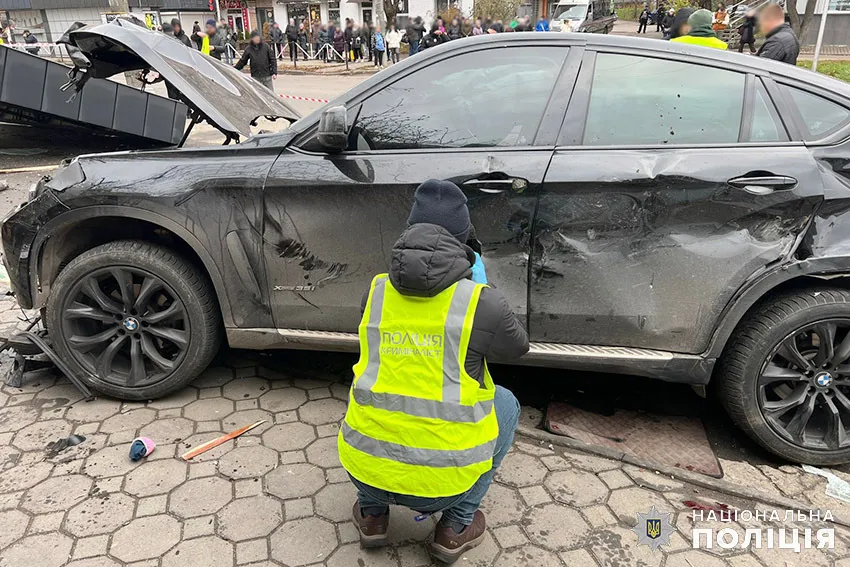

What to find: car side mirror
left=318, top=105, right=348, bottom=151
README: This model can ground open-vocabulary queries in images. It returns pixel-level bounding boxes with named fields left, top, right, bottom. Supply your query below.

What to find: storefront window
left=329, top=0, right=340, bottom=24
left=829, top=0, right=850, bottom=10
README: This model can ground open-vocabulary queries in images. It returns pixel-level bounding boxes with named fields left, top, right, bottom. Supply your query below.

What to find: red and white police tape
left=279, top=93, right=330, bottom=103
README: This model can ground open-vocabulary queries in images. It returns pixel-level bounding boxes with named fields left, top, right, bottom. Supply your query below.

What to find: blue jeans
left=409, top=40, right=420, bottom=56
left=351, top=385, right=520, bottom=526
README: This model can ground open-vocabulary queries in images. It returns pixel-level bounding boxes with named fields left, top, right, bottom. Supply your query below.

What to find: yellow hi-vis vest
left=201, top=35, right=211, bottom=55
left=338, top=274, right=499, bottom=498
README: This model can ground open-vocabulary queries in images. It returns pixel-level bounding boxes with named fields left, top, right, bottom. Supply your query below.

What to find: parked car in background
left=6, top=28, right=850, bottom=467
left=549, top=0, right=617, bottom=33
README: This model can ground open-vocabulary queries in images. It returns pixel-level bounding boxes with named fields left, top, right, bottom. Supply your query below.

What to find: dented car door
left=530, top=51, right=824, bottom=354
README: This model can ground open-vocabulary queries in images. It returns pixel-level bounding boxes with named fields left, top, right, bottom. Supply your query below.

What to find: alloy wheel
left=61, top=266, right=189, bottom=388
left=758, top=319, right=850, bottom=451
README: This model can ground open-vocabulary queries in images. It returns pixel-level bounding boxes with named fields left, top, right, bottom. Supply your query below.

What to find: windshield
left=553, top=4, right=588, bottom=19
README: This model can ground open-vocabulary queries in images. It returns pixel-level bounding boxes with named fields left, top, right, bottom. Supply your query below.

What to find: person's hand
left=210, top=45, right=215, bottom=50
left=471, top=252, right=488, bottom=285
left=272, top=75, right=277, bottom=80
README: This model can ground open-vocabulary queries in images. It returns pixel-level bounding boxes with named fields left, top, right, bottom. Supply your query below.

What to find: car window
left=782, top=85, right=850, bottom=140
left=750, top=82, right=786, bottom=142
left=583, top=53, right=745, bottom=146
left=348, top=47, right=567, bottom=150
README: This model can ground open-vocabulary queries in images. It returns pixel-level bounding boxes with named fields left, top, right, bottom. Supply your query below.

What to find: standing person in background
left=712, top=3, right=729, bottom=32
left=385, top=24, right=401, bottom=64
left=472, top=18, right=484, bottom=35
left=422, top=21, right=447, bottom=49
left=171, top=19, right=192, bottom=47
left=638, top=5, right=649, bottom=33
left=196, top=19, right=225, bottom=59
left=297, top=22, right=309, bottom=57
left=757, top=3, right=799, bottom=64
left=318, top=24, right=330, bottom=62
left=191, top=21, right=201, bottom=49
left=668, top=6, right=693, bottom=39
left=363, top=22, right=374, bottom=62
left=333, top=25, right=346, bottom=61
left=22, top=30, right=38, bottom=55
left=285, top=18, right=299, bottom=62
left=270, top=22, right=284, bottom=60
left=311, top=19, right=321, bottom=57
left=661, top=8, right=675, bottom=38
left=406, top=16, right=425, bottom=55
left=219, top=18, right=234, bottom=64
left=344, top=19, right=354, bottom=61
left=462, top=17, right=473, bottom=37
left=738, top=10, right=757, bottom=53
left=536, top=15, right=549, bottom=31
left=353, top=24, right=363, bottom=60
left=671, top=9, right=728, bottom=49
left=447, top=17, right=462, bottom=40
left=372, top=25, right=386, bottom=68
left=234, top=30, right=276, bottom=91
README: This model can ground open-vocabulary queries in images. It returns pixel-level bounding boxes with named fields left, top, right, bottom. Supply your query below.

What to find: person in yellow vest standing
left=671, top=9, right=728, bottom=50
left=338, top=179, right=529, bottom=564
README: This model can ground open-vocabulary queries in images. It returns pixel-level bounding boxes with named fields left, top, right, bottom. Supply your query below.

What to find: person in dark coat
left=447, top=17, right=462, bottom=40
left=638, top=6, right=649, bottom=33
left=405, top=16, right=425, bottom=55
left=269, top=22, right=285, bottom=59
left=192, top=21, right=201, bottom=49
left=668, top=7, right=694, bottom=39
left=422, top=22, right=447, bottom=49
left=22, top=30, right=38, bottom=55
left=297, top=22, right=309, bottom=55
left=333, top=26, right=345, bottom=60
left=757, top=3, right=799, bottom=64
left=285, top=18, right=299, bottom=62
left=361, top=23, right=374, bottom=61
left=318, top=24, right=330, bottom=62
left=738, top=10, right=756, bottom=53
left=234, top=30, right=277, bottom=91
left=171, top=19, right=192, bottom=48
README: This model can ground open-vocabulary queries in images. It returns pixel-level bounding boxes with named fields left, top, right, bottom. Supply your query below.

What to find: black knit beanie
left=407, top=179, right=471, bottom=243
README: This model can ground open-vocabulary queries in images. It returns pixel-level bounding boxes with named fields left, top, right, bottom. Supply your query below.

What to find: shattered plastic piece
left=683, top=500, right=731, bottom=514
left=46, top=434, right=86, bottom=456
left=129, top=437, right=156, bottom=461
left=181, top=420, right=265, bottom=461
left=802, top=464, right=850, bottom=503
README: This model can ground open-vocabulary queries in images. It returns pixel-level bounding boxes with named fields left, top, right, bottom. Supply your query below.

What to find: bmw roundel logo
left=123, top=317, right=139, bottom=332
left=815, top=372, right=833, bottom=388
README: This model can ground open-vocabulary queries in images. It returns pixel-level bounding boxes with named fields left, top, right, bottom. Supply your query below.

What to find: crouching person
left=338, top=179, right=529, bottom=563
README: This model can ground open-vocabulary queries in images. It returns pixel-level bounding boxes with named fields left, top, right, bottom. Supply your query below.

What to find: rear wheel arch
left=33, top=208, right=233, bottom=329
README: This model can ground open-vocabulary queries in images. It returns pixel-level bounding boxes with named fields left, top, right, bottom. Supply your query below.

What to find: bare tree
left=787, top=0, right=817, bottom=40
left=473, top=0, right=524, bottom=22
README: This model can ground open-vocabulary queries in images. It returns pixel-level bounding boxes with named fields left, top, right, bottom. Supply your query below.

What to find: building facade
left=1, top=0, right=127, bottom=42
left=797, top=0, right=850, bottom=45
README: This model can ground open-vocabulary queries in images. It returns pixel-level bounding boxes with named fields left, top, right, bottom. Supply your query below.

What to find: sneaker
left=429, top=510, right=487, bottom=564
left=352, top=502, right=389, bottom=548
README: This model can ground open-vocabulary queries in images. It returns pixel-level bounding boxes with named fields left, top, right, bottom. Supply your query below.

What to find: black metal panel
left=161, top=0, right=214, bottom=10
left=42, top=61, right=81, bottom=120
left=1, top=47, right=46, bottom=108
left=143, top=94, right=175, bottom=142
left=78, top=77, right=116, bottom=129
left=0, top=46, right=5, bottom=97
left=114, top=87, right=148, bottom=137
left=29, top=0, right=112, bottom=8
left=172, top=102, right=187, bottom=143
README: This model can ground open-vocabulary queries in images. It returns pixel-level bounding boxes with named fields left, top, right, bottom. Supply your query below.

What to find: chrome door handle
left=728, top=175, right=797, bottom=195
left=463, top=177, right=529, bottom=193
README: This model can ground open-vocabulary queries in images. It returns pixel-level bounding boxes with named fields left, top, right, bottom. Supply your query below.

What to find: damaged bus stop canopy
left=0, top=18, right=300, bottom=149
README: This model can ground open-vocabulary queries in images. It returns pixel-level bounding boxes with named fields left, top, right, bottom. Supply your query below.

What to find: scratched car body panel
left=4, top=33, right=850, bottom=391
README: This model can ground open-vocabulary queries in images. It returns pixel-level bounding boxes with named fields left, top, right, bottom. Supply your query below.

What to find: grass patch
left=798, top=60, right=850, bottom=82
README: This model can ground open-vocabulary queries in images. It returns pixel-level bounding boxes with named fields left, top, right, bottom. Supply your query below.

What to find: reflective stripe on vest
left=353, top=275, right=493, bottom=423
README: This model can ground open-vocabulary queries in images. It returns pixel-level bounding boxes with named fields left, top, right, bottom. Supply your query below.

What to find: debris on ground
left=181, top=420, right=266, bottom=460
left=46, top=434, right=86, bottom=457
left=129, top=437, right=156, bottom=461
left=0, top=180, right=7, bottom=192
left=683, top=499, right=732, bottom=515
left=802, top=464, right=850, bottom=503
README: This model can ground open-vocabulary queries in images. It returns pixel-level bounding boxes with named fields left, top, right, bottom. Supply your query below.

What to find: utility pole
left=812, top=0, right=829, bottom=72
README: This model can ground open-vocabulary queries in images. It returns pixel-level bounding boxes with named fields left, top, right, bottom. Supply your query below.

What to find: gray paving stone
left=110, top=515, right=182, bottom=563
left=607, top=486, right=676, bottom=525
left=180, top=432, right=235, bottom=462
left=145, top=387, right=198, bottom=410
left=100, top=408, right=157, bottom=434
left=479, top=483, right=527, bottom=527
left=71, top=534, right=109, bottom=559
left=234, top=478, right=264, bottom=498
left=0, top=509, right=28, bottom=550
left=184, top=515, right=216, bottom=539
left=66, top=399, right=123, bottom=423
left=326, top=467, right=349, bottom=484
left=12, top=418, right=72, bottom=451
left=524, top=503, right=591, bottom=551
left=184, top=398, right=235, bottom=422
left=559, top=548, right=599, bottom=566
left=217, top=495, right=282, bottom=541
left=135, top=494, right=168, bottom=517
left=545, top=469, right=609, bottom=508
left=138, top=417, right=195, bottom=444
left=386, top=507, right=437, bottom=545
left=493, top=524, right=528, bottom=548
left=84, top=445, right=142, bottom=478
left=265, top=463, right=326, bottom=500
left=262, top=422, right=316, bottom=452
left=305, top=435, right=342, bottom=468
left=170, top=477, right=233, bottom=518
left=162, top=535, right=234, bottom=567
left=587, top=526, right=663, bottom=567
left=314, top=482, right=357, bottom=522
left=21, top=474, right=93, bottom=513
left=258, top=388, right=307, bottom=412
left=496, top=452, right=549, bottom=487
left=494, top=544, right=564, bottom=567
left=0, top=404, right=40, bottom=433
left=284, top=498, right=313, bottom=520
left=316, top=423, right=340, bottom=438
left=298, top=398, right=347, bottom=425
left=223, top=377, right=270, bottom=400
left=599, top=468, right=634, bottom=490
left=29, top=510, right=64, bottom=533
left=36, top=382, right=86, bottom=405
left=125, top=459, right=188, bottom=497
left=66, top=559, right=122, bottom=567
left=583, top=504, right=618, bottom=528
left=563, top=450, right=621, bottom=473
left=0, top=461, right=53, bottom=492
left=64, top=491, right=136, bottom=537
left=337, top=521, right=360, bottom=544
left=235, top=399, right=259, bottom=411
left=666, top=550, right=727, bottom=567
left=0, top=533, right=73, bottom=567
left=458, top=531, right=500, bottom=566
left=326, top=543, right=399, bottom=567
left=222, top=410, right=274, bottom=436
left=192, top=366, right=235, bottom=388
left=518, top=485, right=552, bottom=507
left=396, top=545, right=432, bottom=567
left=270, top=517, right=338, bottom=566
left=236, top=539, right=268, bottom=564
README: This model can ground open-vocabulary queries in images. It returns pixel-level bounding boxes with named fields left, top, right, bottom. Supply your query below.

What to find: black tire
left=717, top=287, right=850, bottom=465
left=46, top=240, right=221, bottom=400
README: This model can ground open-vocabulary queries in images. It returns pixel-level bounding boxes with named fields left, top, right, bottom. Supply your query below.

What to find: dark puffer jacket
left=362, top=223, right=529, bottom=383
left=758, top=22, right=800, bottom=64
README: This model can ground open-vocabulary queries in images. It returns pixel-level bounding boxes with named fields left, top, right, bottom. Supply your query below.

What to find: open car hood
left=59, top=19, right=300, bottom=140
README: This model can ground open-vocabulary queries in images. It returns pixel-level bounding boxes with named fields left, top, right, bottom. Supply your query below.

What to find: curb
left=280, top=68, right=377, bottom=76
left=516, top=424, right=850, bottom=529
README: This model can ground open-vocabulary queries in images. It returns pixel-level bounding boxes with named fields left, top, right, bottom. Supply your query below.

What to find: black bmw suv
left=5, top=21, right=850, bottom=465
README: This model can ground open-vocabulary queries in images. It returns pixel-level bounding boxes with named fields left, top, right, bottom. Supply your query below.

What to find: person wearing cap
left=234, top=30, right=277, bottom=91
left=195, top=18, right=225, bottom=59
left=338, top=179, right=529, bottom=564
left=171, top=19, right=192, bottom=47
left=670, top=8, right=728, bottom=49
